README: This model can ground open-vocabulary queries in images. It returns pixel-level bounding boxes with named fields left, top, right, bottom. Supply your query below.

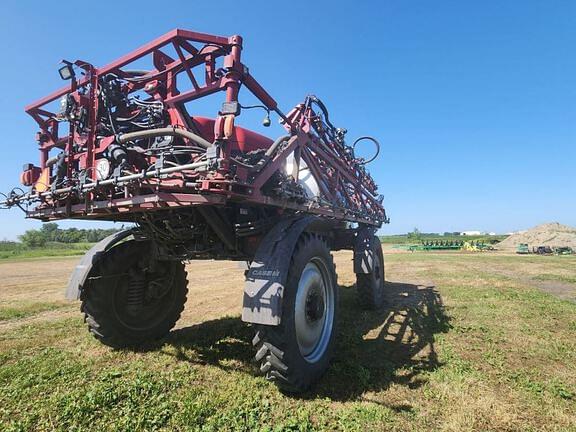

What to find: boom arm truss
left=2, top=29, right=387, bottom=228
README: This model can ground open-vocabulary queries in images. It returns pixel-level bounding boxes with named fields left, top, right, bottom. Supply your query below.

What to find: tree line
left=18, top=223, right=123, bottom=247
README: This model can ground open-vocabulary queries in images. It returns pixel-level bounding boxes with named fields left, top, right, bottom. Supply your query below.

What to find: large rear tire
left=80, top=241, right=188, bottom=348
left=253, top=233, right=338, bottom=393
left=356, top=236, right=385, bottom=309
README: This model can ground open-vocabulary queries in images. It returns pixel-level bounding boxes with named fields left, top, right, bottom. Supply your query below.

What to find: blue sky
left=0, top=0, right=574, bottom=239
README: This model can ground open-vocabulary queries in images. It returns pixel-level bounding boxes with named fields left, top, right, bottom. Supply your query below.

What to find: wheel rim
left=294, top=257, right=335, bottom=363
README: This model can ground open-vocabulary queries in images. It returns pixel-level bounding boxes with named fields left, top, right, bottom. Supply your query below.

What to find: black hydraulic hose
left=308, top=96, right=336, bottom=132
left=230, top=134, right=291, bottom=171
left=352, top=136, right=380, bottom=164
left=117, top=127, right=212, bottom=149
left=265, top=135, right=291, bottom=158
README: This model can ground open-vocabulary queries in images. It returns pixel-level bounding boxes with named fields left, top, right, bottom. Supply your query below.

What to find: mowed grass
left=0, top=252, right=575, bottom=431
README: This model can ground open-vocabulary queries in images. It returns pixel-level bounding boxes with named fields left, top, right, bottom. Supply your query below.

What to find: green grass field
left=0, top=251, right=575, bottom=431
left=0, top=242, right=93, bottom=260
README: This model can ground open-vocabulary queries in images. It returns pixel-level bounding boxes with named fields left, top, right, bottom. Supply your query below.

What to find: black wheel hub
left=305, top=290, right=325, bottom=323
left=113, top=262, right=177, bottom=330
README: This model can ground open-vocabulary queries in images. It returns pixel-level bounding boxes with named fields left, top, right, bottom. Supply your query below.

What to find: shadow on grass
left=314, top=282, right=451, bottom=401
left=164, top=281, right=450, bottom=401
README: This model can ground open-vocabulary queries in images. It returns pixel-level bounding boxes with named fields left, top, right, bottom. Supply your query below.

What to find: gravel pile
left=497, top=222, right=576, bottom=250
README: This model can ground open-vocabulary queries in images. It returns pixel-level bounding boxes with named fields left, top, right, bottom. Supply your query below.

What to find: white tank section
left=285, top=152, right=320, bottom=198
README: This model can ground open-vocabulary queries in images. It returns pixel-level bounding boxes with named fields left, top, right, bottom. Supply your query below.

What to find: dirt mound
left=497, top=222, right=576, bottom=250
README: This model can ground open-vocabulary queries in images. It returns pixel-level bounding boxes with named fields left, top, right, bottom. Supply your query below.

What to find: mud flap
left=242, top=216, right=318, bottom=326
left=353, top=227, right=377, bottom=274
left=65, top=229, right=136, bottom=300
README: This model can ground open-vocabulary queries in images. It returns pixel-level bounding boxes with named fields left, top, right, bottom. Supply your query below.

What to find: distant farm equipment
left=398, top=240, right=495, bottom=252
left=554, top=246, right=575, bottom=255
left=534, top=246, right=554, bottom=255
left=515, top=244, right=574, bottom=255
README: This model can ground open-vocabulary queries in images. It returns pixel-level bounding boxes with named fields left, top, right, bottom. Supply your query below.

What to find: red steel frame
left=21, top=29, right=386, bottom=227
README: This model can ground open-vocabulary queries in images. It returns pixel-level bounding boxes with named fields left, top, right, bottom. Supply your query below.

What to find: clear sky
left=0, top=0, right=574, bottom=240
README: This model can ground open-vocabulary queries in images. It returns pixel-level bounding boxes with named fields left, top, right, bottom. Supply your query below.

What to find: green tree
left=40, top=223, right=59, bottom=241
left=407, top=228, right=421, bottom=241
left=18, top=224, right=123, bottom=246
left=19, top=230, right=47, bottom=247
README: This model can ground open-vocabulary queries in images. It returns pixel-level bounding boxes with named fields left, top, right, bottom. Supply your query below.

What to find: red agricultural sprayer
left=1, top=29, right=388, bottom=392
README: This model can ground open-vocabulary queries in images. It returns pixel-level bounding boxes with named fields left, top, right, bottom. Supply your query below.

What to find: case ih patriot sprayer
left=2, top=29, right=388, bottom=392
